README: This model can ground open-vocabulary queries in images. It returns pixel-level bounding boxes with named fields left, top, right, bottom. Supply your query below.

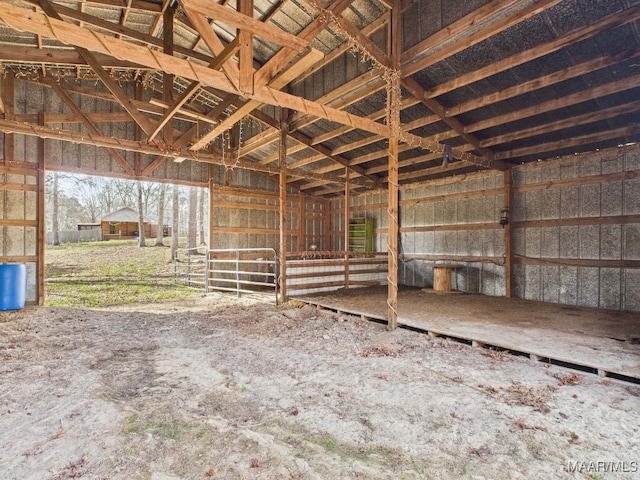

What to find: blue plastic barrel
left=0, top=264, right=26, bottom=311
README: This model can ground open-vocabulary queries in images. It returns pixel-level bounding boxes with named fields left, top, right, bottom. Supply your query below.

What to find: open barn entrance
left=42, top=173, right=210, bottom=307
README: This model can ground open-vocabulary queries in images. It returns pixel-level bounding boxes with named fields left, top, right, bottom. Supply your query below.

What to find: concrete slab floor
left=296, top=286, right=640, bottom=383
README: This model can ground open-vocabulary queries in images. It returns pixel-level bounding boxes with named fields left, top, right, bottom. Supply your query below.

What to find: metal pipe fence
left=174, top=247, right=279, bottom=304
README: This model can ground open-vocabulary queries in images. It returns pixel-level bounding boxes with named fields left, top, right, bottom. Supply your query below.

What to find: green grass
left=45, top=240, right=198, bottom=307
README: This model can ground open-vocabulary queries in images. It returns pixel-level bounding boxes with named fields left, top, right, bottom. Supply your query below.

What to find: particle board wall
left=331, top=171, right=506, bottom=295
left=511, top=145, right=640, bottom=311
left=332, top=146, right=640, bottom=312
left=209, top=177, right=326, bottom=254
left=0, top=167, right=38, bottom=303
left=15, top=79, right=209, bottom=186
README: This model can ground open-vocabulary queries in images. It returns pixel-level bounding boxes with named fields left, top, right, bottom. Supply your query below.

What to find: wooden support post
left=386, top=4, right=401, bottom=331
left=238, top=0, right=254, bottom=96
left=387, top=137, right=399, bottom=330
left=37, top=113, right=45, bottom=305
left=135, top=83, right=143, bottom=176
left=3, top=72, right=14, bottom=161
left=344, top=167, right=350, bottom=289
left=298, top=193, right=305, bottom=251
left=503, top=165, right=513, bottom=297
left=162, top=4, right=175, bottom=147
left=323, top=197, right=330, bottom=251
left=278, top=107, right=288, bottom=301
left=208, top=163, right=215, bottom=249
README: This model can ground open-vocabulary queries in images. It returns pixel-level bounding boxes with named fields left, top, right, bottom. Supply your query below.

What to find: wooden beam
left=23, top=0, right=212, bottom=64
left=289, top=68, right=386, bottom=130
left=37, top=112, right=45, bottom=305
left=290, top=12, right=389, bottom=87
left=253, top=0, right=353, bottom=88
left=401, top=0, right=561, bottom=76
left=162, top=3, right=175, bottom=147
left=387, top=2, right=400, bottom=331
left=147, top=39, right=241, bottom=143
left=503, top=166, right=512, bottom=298
left=238, top=0, right=254, bottom=96
left=344, top=167, right=350, bottom=288
left=0, top=118, right=353, bottom=184
left=466, top=73, right=640, bottom=133
left=401, top=0, right=519, bottom=64
left=494, top=125, right=640, bottom=161
left=278, top=107, right=288, bottom=302
left=46, top=80, right=136, bottom=176
left=448, top=45, right=640, bottom=118
left=181, top=7, right=241, bottom=90
left=0, top=46, right=145, bottom=69
left=482, top=100, right=640, bottom=148
left=181, top=0, right=308, bottom=50
left=401, top=76, right=499, bottom=167
left=36, top=0, right=158, bottom=138
left=250, top=109, right=378, bottom=186
left=189, top=47, right=323, bottom=151
left=425, top=4, right=640, bottom=98
left=331, top=14, right=392, bottom=69
left=0, top=3, right=442, bottom=150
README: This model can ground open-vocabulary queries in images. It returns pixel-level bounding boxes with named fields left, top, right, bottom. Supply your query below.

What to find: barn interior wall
left=511, top=146, right=640, bottom=311
left=20, top=79, right=209, bottom=186
left=332, top=145, right=640, bottom=312
left=0, top=132, right=39, bottom=303
left=210, top=170, right=324, bottom=253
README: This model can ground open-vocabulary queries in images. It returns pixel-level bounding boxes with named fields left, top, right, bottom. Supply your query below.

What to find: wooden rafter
left=401, top=0, right=564, bottom=77
left=447, top=45, right=640, bottom=118
left=0, top=117, right=353, bottom=184
left=23, top=0, right=213, bottom=64
left=251, top=109, right=379, bottom=186
left=494, top=126, right=640, bottom=160
left=0, top=46, right=146, bottom=69
left=466, top=73, right=640, bottom=134
left=180, top=0, right=308, bottom=51
left=482, top=100, right=640, bottom=148
left=290, top=12, right=389, bottom=87
left=147, top=38, right=241, bottom=143
left=252, top=0, right=354, bottom=87
left=46, top=79, right=135, bottom=176
left=36, top=0, right=158, bottom=139
left=425, top=4, right=640, bottom=98
left=237, top=0, right=254, bottom=96
left=189, top=47, right=324, bottom=151
left=401, top=76, right=498, bottom=165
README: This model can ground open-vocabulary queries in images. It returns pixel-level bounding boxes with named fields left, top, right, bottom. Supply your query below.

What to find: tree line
left=45, top=172, right=207, bottom=256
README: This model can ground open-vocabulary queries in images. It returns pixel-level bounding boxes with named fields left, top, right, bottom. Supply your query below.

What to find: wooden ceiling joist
left=46, top=79, right=136, bottom=176
left=401, top=0, right=563, bottom=77
left=0, top=117, right=352, bottom=184
left=425, top=4, right=640, bottom=99
left=466, top=73, right=640, bottom=134
left=1, top=0, right=638, bottom=195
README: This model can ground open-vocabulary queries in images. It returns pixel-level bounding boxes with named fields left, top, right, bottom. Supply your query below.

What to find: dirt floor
left=1, top=293, right=640, bottom=480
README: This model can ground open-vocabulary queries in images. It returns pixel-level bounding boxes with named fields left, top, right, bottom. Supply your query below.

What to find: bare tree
left=52, top=172, right=60, bottom=245
left=155, top=183, right=167, bottom=247
left=171, top=184, right=180, bottom=259
left=198, top=188, right=206, bottom=245
left=136, top=180, right=146, bottom=247
left=188, top=186, right=197, bottom=249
